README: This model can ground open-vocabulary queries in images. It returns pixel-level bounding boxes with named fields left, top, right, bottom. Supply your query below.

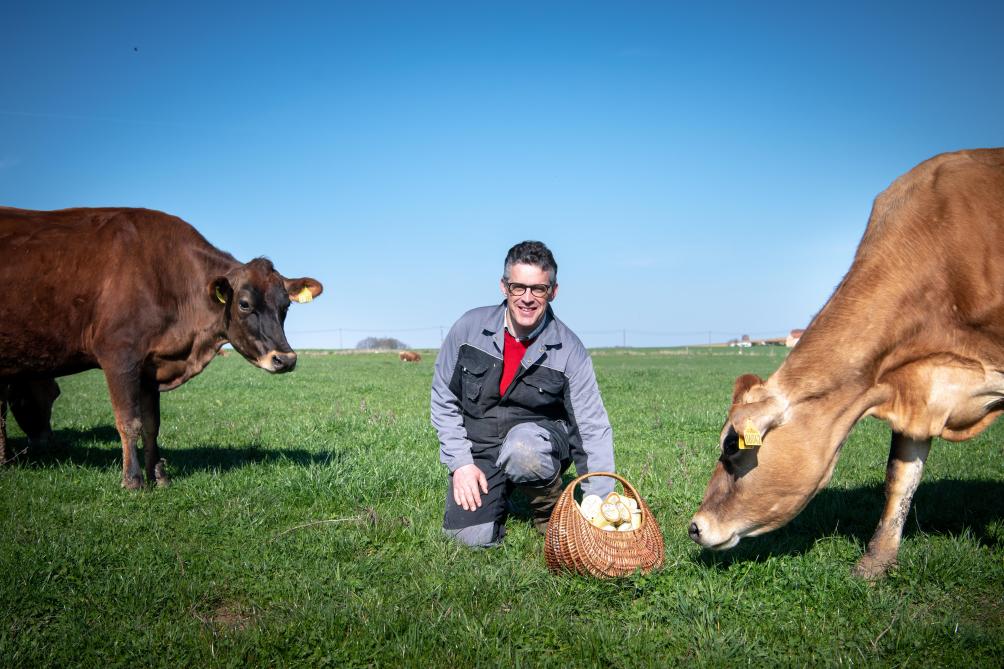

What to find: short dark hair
left=503, top=241, right=557, bottom=283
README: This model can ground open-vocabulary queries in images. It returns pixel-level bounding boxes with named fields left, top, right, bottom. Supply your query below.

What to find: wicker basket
left=544, top=472, right=664, bottom=578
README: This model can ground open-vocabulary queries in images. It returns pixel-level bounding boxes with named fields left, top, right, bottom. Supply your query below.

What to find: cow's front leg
left=103, top=367, right=145, bottom=490
left=139, top=381, right=169, bottom=488
left=854, top=433, right=931, bottom=579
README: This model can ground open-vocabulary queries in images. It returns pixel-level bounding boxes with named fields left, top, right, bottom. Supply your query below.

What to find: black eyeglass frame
left=503, top=280, right=552, bottom=298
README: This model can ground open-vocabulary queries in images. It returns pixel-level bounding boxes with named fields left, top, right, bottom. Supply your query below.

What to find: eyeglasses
left=504, top=281, right=551, bottom=297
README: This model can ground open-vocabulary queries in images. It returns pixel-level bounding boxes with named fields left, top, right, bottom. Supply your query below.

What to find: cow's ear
left=285, top=277, right=323, bottom=304
left=209, top=277, right=232, bottom=307
left=728, top=381, right=786, bottom=445
left=731, top=374, right=764, bottom=405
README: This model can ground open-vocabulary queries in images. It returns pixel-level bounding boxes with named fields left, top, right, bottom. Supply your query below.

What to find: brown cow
left=0, top=379, right=60, bottom=463
left=0, top=207, right=323, bottom=489
left=399, top=350, right=421, bottom=362
left=689, top=148, right=1004, bottom=578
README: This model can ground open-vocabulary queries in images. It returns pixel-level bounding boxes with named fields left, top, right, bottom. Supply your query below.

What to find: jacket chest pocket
left=519, top=377, right=565, bottom=409
left=460, top=361, right=490, bottom=403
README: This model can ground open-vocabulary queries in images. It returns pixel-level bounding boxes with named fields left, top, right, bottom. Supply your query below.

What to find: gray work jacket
left=431, top=302, right=615, bottom=497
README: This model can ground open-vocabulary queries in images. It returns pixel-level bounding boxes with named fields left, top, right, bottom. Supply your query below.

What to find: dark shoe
left=521, top=477, right=563, bottom=534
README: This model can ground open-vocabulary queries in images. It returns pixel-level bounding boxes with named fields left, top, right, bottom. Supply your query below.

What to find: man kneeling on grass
left=431, top=241, right=616, bottom=547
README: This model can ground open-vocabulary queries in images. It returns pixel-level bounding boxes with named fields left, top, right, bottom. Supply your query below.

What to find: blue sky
left=3, top=1, right=1003, bottom=349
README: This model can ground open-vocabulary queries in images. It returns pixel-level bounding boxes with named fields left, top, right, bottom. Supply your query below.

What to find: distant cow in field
left=399, top=351, right=421, bottom=362
left=0, top=379, right=60, bottom=463
left=0, top=207, right=323, bottom=489
left=689, top=148, right=1004, bottom=578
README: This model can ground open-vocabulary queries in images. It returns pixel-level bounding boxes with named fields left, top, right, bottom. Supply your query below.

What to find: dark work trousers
left=443, top=420, right=570, bottom=547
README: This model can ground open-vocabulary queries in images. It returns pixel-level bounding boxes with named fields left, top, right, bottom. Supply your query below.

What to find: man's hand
left=453, top=463, right=489, bottom=511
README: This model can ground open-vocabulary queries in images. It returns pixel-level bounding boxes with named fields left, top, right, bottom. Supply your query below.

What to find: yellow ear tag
left=215, top=286, right=227, bottom=304
left=294, top=286, right=313, bottom=304
left=740, top=419, right=763, bottom=449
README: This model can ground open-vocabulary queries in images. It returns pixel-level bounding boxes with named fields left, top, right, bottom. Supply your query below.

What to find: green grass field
left=1, top=349, right=1001, bottom=667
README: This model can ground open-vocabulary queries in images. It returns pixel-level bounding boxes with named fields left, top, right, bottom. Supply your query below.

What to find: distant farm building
left=786, top=329, right=805, bottom=348
left=728, top=335, right=752, bottom=348
left=729, top=333, right=788, bottom=347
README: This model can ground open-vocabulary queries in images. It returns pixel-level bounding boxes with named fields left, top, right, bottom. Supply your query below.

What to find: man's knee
left=497, top=423, right=562, bottom=485
left=443, top=521, right=503, bottom=548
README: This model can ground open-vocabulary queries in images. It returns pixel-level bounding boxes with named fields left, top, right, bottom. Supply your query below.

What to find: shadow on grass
left=3, top=425, right=342, bottom=478
left=695, top=478, right=1004, bottom=570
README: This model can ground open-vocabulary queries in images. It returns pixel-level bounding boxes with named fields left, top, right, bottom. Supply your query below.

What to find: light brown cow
left=689, top=148, right=1004, bottom=578
left=399, top=351, right=422, bottom=362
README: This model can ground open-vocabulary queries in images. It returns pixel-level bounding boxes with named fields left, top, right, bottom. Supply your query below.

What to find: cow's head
left=688, top=373, right=838, bottom=550
left=209, top=257, right=322, bottom=373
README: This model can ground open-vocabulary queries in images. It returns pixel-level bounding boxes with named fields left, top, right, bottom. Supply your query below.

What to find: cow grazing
left=0, top=207, right=323, bottom=488
left=689, top=148, right=1004, bottom=578
left=0, top=379, right=60, bottom=463
left=399, top=350, right=421, bottom=362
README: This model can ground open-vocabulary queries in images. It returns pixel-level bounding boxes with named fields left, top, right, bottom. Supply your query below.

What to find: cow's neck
left=765, top=287, right=899, bottom=491
left=759, top=254, right=922, bottom=469
left=153, top=252, right=236, bottom=391
left=777, top=251, right=925, bottom=406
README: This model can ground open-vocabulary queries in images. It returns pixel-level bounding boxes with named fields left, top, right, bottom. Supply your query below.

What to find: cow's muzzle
left=261, top=351, right=297, bottom=373
left=688, top=513, right=740, bottom=550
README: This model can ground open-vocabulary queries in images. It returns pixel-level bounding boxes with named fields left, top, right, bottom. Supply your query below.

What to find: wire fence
left=286, top=325, right=795, bottom=351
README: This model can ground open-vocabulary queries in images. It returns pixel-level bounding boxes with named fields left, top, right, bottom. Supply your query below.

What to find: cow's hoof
left=154, top=459, right=171, bottom=488
left=121, top=474, right=145, bottom=490
left=852, top=554, right=894, bottom=580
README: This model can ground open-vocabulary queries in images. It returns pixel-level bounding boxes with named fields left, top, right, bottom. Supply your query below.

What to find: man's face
left=500, top=263, right=558, bottom=337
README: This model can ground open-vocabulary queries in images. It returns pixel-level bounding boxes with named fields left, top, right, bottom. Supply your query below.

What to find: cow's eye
left=238, top=299, right=252, bottom=313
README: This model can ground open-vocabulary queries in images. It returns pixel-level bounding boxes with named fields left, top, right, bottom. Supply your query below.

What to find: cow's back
left=795, top=148, right=1004, bottom=375
left=861, top=148, right=1004, bottom=256
left=0, top=208, right=227, bottom=378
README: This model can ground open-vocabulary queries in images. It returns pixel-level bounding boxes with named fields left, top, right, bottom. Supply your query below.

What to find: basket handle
left=566, top=471, right=643, bottom=502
